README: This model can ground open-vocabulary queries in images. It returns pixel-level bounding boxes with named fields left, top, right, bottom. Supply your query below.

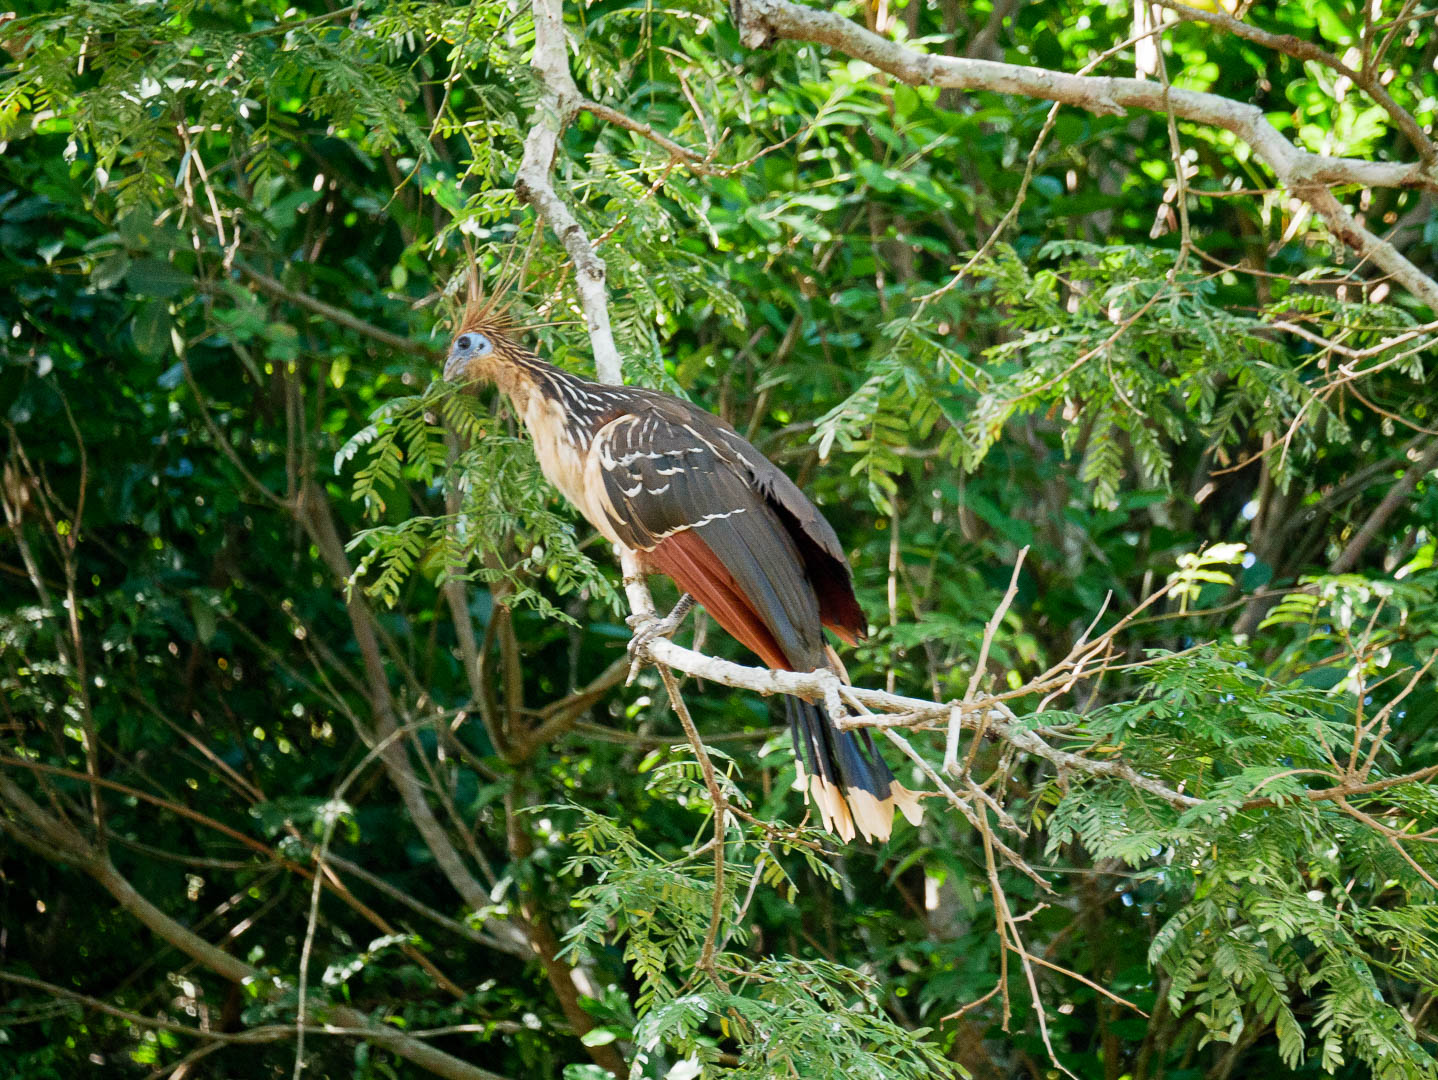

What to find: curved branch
left=580, top=99, right=717, bottom=173
left=236, top=266, right=437, bottom=359
left=729, top=0, right=1438, bottom=310
left=0, top=776, right=508, bottom=1080
left=1149, top=0, right=1435, bottom=166
left=1329, top=436, right=1438, bottom=573
left=622, top=576, right=1438, bottom=817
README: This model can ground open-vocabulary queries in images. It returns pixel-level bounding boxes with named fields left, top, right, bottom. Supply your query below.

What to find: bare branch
left=657, top=664, right=731, bottom=981
left=325, top=851, right=532, bottom=959
left=512, top=654, right=631, bottom=757
left=581, top=99, right=717, bottom=173
left=1328, top=437, right=1438, bottom=574
left=622, top=607, right=1208, bottom=808
left=0, top=774, right=512, bottom=1080
left=236, top=266, right=435, bottom=359
left=964, top=545, right=1028, bottom=704
left=729, top=0, right=1438, bottom=310
left=514, top=0, right=623, bottom=384
left=1149, top=0, right=1435, bottom=165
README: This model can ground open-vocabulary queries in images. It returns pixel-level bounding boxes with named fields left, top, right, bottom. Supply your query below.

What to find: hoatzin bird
left=444, top=295, right=922, bottom=843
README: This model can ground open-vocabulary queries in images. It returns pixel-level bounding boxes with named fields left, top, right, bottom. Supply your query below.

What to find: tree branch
left=510, top=654, right=630, bottom=757
left=580, top=99, right=717, bottom=173
left=513, top=0, right=623, bottom=384
left=1149, top=0, right=1435, bottom=166
left=0, top=776, right=509, bottom=1080
left=657, top=664, right=730, bottom=980
left=325, top=851, right=532, bottom=959
left=1328, top=437, right=1438, bottom=573
left=729, top=0, right=1438, bottom=310
left=295, top=479, right=495, bottom=915
left=236, top=266, right=437, bottom=359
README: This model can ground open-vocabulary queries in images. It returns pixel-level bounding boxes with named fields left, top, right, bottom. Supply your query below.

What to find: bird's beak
left=443, top=348, right=466, bottom=383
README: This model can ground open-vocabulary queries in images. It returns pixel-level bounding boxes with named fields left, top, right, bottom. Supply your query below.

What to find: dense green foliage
left=2, top=1, right=1436, bottom=1079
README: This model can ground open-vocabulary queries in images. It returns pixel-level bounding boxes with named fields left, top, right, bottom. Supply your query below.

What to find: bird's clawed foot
left=626, top=593, right=696, bottom=673
left=815, top=668, right=850, bottom=726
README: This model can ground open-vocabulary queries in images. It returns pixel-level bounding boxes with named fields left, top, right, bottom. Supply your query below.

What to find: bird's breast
left=522, top=394, right=627, bottom=549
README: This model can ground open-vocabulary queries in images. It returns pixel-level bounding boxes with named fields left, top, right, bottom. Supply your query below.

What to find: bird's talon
left=816, top=669, right=848, bottom=723
left=626, top=624, right=654, bottom=663
left=627, top=616, right=672, bottom=660
left=624, top=594, right=694, bottom=670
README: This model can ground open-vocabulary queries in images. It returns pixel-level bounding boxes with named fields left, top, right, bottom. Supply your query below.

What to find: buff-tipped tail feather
left=786, top=697, right=924, bottom=843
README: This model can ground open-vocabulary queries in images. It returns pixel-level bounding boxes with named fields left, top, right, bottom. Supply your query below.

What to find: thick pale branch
left=618, top=589, right=1208, bottom=809
left=1297, top=185, right=1438, bottom=314
left=730, top=0, right=1438, bottom=310
left=1148, top=0, right=1435, bottom=165
left=731, top=0, right=1430, bottom=190
left=514, top=0, right=623, bottom=384
left=623, top=598, right=1438, bottom=817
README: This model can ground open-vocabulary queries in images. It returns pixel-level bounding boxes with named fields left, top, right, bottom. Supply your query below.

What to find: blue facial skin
left=444, top=331, right=493, bottom=381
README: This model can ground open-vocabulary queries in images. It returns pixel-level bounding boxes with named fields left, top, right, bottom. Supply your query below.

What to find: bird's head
left=443, top=288, right=521, bottom=385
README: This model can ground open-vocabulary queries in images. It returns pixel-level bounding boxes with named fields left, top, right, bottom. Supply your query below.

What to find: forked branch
left=729, top=0, right=1438, bottom=312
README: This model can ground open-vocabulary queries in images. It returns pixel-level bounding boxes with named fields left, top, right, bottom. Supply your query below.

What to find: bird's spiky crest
left=457, top=279, right=517, bottom=338
left=455, top=233, right=540, bottom=339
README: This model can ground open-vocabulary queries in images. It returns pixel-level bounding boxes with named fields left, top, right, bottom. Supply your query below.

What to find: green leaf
left=126, top=258, right=192, bottom=298
left=131, top=300, right=172, bottom=358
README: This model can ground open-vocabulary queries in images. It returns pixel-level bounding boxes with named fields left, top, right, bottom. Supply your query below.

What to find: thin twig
left=294, top=723, right=422, bottom=1080
left=657, top=663, right=731, bottom=983
left=235, top=266, right=434, bottom=358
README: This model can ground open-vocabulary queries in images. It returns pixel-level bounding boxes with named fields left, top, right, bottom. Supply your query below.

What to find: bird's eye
left=456, top=334, right=474, bottom=352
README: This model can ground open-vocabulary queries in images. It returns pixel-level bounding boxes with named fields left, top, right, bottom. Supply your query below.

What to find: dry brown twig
left=292, top=721, right=436, bottom=1080
left=656, top=663, right=733, bottom=983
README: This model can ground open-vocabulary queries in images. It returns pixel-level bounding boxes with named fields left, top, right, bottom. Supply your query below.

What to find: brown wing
left=585, top=394, right=920, bottom=843
left=708, top=415, right=867, bottom=644
left=645, top=528, right=791, bottom=671
left=599, top=393, right=866, bottom=645
left=591, top=408, right=828, bottom=670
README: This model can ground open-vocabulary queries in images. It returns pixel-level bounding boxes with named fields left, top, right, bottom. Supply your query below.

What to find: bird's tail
left=785, top=697, right=924, bottom=843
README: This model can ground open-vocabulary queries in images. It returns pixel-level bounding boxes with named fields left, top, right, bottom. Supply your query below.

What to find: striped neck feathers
left=450, top=303, right=570, bottom=408
left=451, top=298, right=631, bottom=444
left=466, top=336, right=629, bottom=447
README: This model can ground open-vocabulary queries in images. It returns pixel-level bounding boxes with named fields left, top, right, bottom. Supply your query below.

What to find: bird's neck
left=495, top=348, right=626, bottom=449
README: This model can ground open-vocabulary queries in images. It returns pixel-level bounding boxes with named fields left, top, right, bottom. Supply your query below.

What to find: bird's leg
left=627, top=593, right=696, bottom=665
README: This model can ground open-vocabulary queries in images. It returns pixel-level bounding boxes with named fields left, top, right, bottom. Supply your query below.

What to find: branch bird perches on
left=444, top=288, right=923, bottom=843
